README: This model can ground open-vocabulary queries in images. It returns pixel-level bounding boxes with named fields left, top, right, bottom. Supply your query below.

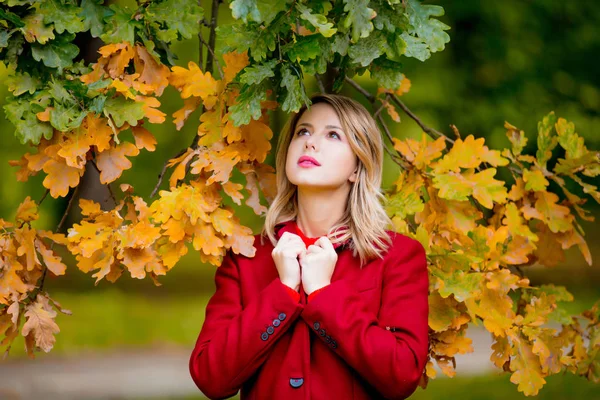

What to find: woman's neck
left=295, top=186, right=349, bottom=238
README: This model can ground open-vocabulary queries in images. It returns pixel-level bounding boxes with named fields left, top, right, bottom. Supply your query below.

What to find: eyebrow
left=297, top=122, right=344, bottom=131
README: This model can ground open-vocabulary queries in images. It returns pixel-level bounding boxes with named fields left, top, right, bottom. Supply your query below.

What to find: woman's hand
left=271, top=232, right=305, bottom=292
left=299, top=236, right=337, bottom=295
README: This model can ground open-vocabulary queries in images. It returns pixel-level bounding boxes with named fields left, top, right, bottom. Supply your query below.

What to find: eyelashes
left=296, top=128, right=341, bottom=140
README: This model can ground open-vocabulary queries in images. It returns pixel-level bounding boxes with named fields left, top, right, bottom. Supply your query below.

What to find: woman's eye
left=296, top=128, right=308, bottom=136
left=329, top=131, right=340, bottom=139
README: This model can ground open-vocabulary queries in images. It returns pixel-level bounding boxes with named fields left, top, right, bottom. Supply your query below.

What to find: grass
left=6, top=288, right=211, bottom=358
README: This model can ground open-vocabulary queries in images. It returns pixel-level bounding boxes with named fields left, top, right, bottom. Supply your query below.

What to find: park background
left=0, top=0, right=598, bottom=399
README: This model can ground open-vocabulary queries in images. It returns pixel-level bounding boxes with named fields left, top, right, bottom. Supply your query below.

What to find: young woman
left=189, top=94, right=429, bottom=400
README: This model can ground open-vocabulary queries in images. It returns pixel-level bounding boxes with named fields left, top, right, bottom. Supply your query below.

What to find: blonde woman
left=190, top=93, right=429, bottom=399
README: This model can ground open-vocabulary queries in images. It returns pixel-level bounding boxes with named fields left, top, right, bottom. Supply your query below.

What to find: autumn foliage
left=1, top=0, right=599, bottom=396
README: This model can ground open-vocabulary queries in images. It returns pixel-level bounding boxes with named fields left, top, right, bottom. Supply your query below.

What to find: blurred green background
left=0, top=0, right=598, bottom=398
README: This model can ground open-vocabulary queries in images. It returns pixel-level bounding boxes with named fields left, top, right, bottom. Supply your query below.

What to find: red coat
left=189, top=219, right=429, bottom=400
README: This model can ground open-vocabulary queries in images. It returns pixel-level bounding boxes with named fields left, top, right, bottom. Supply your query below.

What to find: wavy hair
left=260, top=93, right=394, bottom=268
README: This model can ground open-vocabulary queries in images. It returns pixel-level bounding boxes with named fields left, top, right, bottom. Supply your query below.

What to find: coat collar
left=274, top=219, right=351, bottom=250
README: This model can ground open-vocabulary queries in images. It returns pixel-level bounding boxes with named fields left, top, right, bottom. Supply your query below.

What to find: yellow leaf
left=222, top=181, right=244, bottom=205
left=34, top=238, right=66, bottom=276
left=192, top=223, right=224, bottom=256
left=222, top=50, right=249, bottom=85
left=392, top=132, right=446, bottom=169
left=135, top=95, right=166, bottom=124
left=508, top=332, right=546, bottom=396
left=15, top=196, right=39, bottom=224
left=432, top=134, right=509, bottom=174
left=170, top=61, right=219, bottom=100
left=523, top=168, right=549, bottom=192
left=21, top=294, right=60, bottom=353
left=211, top=208, right=234, bottom=236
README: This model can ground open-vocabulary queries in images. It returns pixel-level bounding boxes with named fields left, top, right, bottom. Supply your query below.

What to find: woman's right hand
left=271, top=232, right=306, bottom=292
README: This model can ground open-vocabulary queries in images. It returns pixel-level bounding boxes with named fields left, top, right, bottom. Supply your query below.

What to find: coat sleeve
left=300, top=237, right=429, bottom=400
left=189, top=249, right=305, bottom=399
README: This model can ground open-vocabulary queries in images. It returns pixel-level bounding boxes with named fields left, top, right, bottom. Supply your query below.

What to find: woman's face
left=285, top=102, right=358, bottom=191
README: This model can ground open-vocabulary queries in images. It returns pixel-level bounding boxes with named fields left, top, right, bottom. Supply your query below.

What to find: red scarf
left=292, top=220, right=320, bottom=247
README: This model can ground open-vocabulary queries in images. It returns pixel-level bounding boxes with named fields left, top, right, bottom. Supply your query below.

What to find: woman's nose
left=305, top=136, right=317, bottom=150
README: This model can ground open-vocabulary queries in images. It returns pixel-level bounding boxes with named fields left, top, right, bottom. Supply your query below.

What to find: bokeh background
left=0, top=0, right=598, bottom=399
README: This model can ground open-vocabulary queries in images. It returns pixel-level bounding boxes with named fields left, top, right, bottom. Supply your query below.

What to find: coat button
left=289, top=377, right=304, bottom=388
left=278, top=313, right=287, bottom=321
left=319, top=328, right=326, bottom=337
left=313, top=322, right=320, bottom=331
left=261, top=332, right=269, bottom=341
left=325, top=335, right=331, bottom=343
left=331, top=340, right=337, bottom=349
left=267, top=326, right=275, bottom=335
left=273, top=319, right=281, bottom=327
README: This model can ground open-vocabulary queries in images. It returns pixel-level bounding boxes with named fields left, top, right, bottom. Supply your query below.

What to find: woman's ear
left=349, top=168, right=358, bottom=183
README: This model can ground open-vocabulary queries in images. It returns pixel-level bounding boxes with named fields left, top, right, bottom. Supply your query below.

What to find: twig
left=204, top=0, right=220, bottom=76
left=199, top=34, right=223, bottom=80
left=315, top=74, right=326, bottom=94
left=198, top=1, right=204, bottom=68
left=389, top=93, right=454, bottom=144
left=89, top=158, right=117, bottom=206
left=150, top=148, right=187, bottom=198
left=38, top=189, right=50, bottom=205
left=38, top=185, right=80, bottom=292
left=344, top=76, right=375, bottom=102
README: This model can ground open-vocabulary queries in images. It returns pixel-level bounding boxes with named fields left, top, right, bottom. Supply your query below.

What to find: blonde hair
left=260, top=93, right=394, bottom=268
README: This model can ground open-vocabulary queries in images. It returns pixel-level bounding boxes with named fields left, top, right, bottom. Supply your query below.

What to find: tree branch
left=388, top=93, right=455, bottom=144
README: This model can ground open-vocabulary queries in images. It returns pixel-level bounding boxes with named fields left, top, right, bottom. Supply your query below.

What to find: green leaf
left=555, top=118, right=587, bottom=159
left=0, top=7, right=25, bottom=27
left=404, top=0, right=450, bottom=53
left=146, top=0, right=204, bottom=41
left=283, top=34, right=321, bottom=62
left=372, top=1, right=409, bottom=32
left=39, top=0, right=85, bottom=35
left=230, top=0, right=262, bottom=22
left=31, top=34, right=79, bottom=72
left=81, top=0, right=108, bottom=38
left=100, top=4, right=137, bottom=45
left=239, top=59, right=277, bottom=85
left=348, top=32, right=385, bottom=67
left=21, top=14, right=55, bottom=44
left=15, top=112, right=54, bottom=145
left=385, top=184, right=424, bottom=219
left=296, top=3, right=337, bottom=37
left=49, top=79, right=73, bottom=104
left=5, top=72, right=40, bottom=96
left=400, top=31, right=430, bottom=62
left=50, top=103, right=87, bottom=131
left=370, top=58, right=404, bottom=89
left=229, top=82, right=267, bottom=126
left=536, top=111, right=558, bottom=169
left=104, top=96, right=145, bottom=127
left=332, top=33, right=349, bottom=56
left=279, top=64, right=310, bottom=113
left=341, top=0, right=375, bottom=43
left=4, top=98, right=53, bottom=145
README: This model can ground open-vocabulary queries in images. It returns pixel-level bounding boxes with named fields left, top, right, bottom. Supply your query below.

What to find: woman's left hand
left=299, top=236, right=338, bottom=295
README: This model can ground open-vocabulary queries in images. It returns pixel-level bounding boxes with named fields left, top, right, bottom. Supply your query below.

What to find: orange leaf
left=131, top=126, right=157, bottom=151
left=173, top=97, right=201, bottom=131
left=96, top=142, right=140, bottom=184
left=134, top=44, right=171, bottom=96
left=42, top=158, right=84, bottom=198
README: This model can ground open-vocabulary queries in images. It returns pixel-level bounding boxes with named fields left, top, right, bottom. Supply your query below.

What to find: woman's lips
left=298, top=160, right=320, bottom=168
